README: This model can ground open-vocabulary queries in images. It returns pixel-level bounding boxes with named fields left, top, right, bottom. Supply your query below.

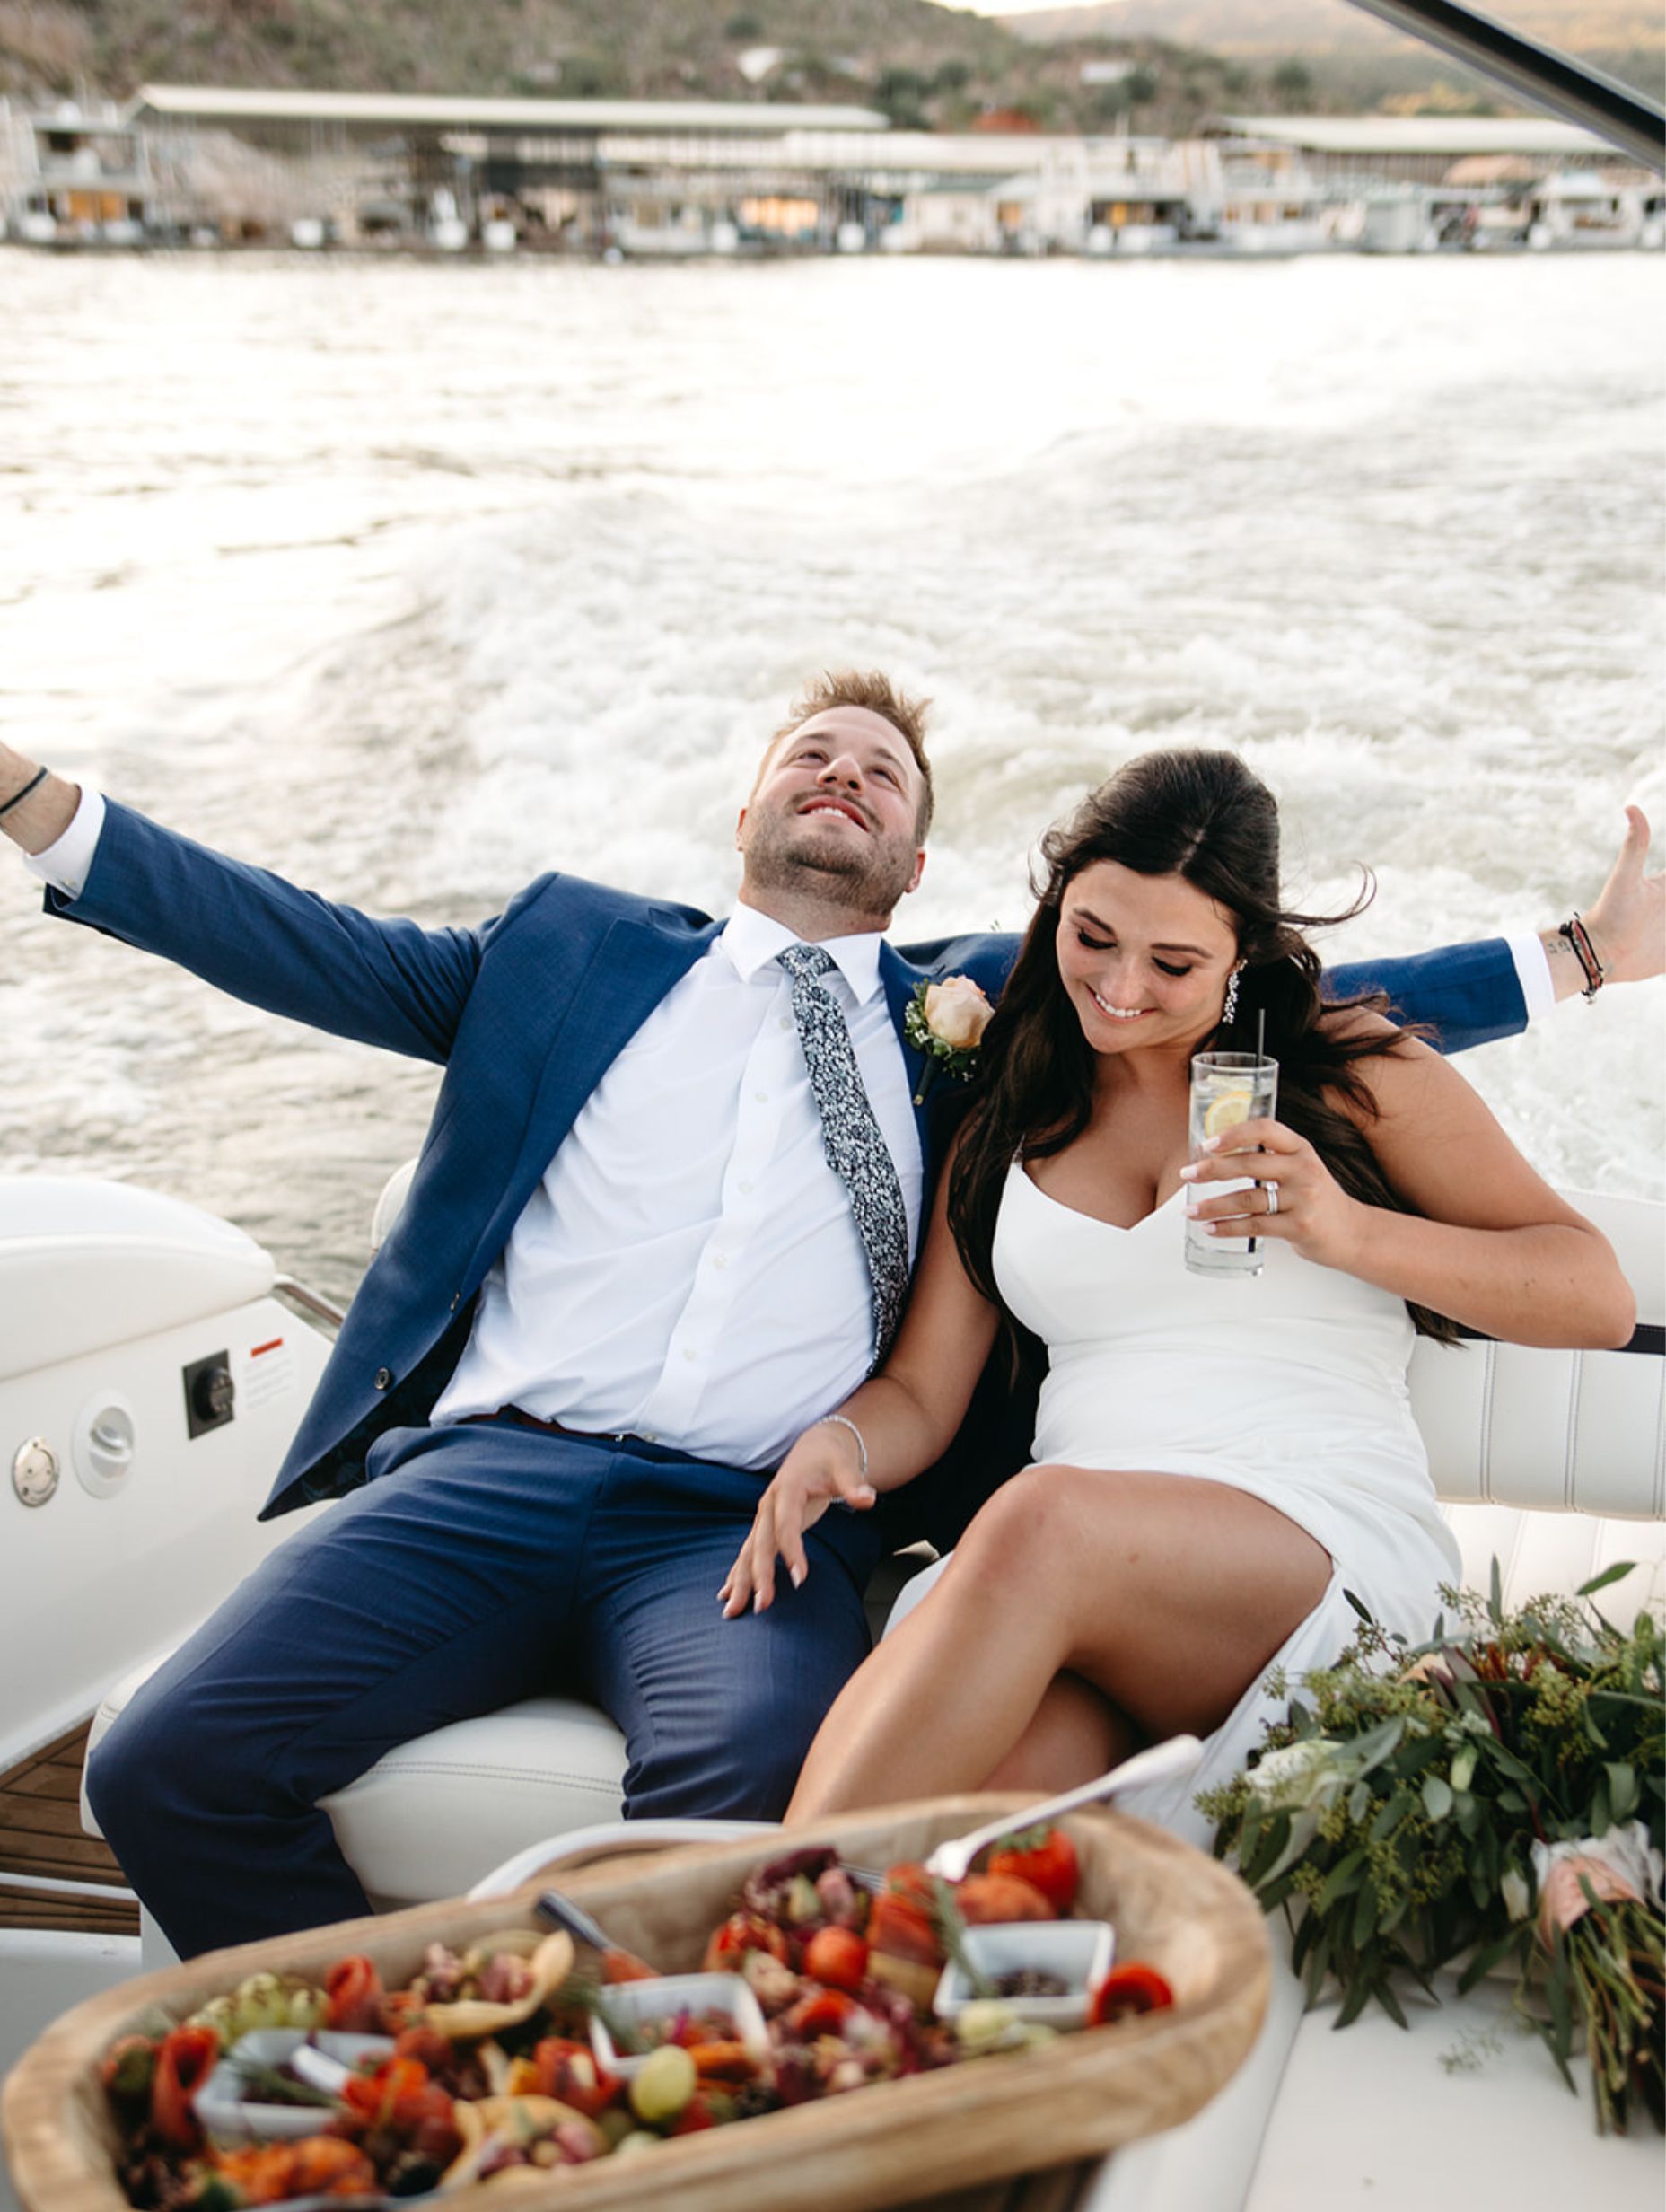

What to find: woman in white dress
left=719, top=750, right=1635, bottom=1839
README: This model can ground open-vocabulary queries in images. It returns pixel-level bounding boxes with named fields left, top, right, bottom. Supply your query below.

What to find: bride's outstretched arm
left=1182, top=1029, right=1635, bottom=1349
left=720, top=1154, right=1000, bottom=1617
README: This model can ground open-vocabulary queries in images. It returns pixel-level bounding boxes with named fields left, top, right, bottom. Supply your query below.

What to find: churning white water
left=1, top=250, right=1661, bottom=1302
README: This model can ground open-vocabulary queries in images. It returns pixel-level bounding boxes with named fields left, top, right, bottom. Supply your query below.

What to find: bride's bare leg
left=787, top=1464, right=1329, bottom=1821
left=980, top=1672, right=1135, bottom=1796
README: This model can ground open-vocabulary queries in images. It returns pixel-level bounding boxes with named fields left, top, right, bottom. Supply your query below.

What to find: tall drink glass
left=1185, top=1050, right=1279, bottom=1277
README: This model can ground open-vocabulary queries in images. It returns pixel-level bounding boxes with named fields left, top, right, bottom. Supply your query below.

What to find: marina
left=2, top=91, right=1661, bottom=257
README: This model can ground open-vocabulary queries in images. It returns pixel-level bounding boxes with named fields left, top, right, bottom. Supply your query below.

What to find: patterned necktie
left=776, top=943, right=910, bottom=1365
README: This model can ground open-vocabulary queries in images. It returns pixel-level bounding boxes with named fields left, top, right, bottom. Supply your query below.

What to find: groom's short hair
left=773, top=670, right=934, bottom=838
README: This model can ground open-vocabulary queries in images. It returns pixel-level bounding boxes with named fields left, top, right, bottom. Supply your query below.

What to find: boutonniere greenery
left=904, top=975, right=995, bottom=1105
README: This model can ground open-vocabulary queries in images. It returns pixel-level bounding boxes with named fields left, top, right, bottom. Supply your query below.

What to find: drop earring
left=1222, top=962, right=1244, bottom=1026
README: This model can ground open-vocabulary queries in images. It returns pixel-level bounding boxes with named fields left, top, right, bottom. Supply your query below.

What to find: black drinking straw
left=1251, top=1008, right=1268, bottom=1251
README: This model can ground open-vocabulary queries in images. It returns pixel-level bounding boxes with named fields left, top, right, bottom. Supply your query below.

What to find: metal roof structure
left=127, top=86, right=890, bottom=136
left=1215, top=114, right=1612, bottom=159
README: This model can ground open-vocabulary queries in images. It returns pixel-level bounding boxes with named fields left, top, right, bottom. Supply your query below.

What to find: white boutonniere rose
left=904, top=975, right=993, bottom=1104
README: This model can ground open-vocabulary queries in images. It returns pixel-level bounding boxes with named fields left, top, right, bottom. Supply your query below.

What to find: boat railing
left=273, top=1275, right=346, bottom=1332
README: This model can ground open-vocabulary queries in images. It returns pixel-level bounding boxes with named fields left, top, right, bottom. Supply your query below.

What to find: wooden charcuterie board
left=3, top=1795, right=1269, bottom=2212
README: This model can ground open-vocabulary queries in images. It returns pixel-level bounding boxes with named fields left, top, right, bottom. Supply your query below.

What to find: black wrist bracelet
left=0, top=765, right=48, bottom=819
left=1557, top=912, right=1604, bottom=1001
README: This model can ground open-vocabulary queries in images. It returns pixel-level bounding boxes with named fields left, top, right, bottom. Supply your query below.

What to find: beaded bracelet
left=0, top=766, right=48, bottom=819
left=1557, top=911, right=1605, bottom=1001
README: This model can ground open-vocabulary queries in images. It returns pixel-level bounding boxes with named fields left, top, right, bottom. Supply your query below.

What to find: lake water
left=1, top=249, right=1661, bottom=1304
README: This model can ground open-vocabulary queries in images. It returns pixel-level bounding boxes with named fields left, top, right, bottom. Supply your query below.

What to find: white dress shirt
left=430, top=901, right=923, bottom=1467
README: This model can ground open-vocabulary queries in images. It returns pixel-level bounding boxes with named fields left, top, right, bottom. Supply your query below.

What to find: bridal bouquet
left=1201, top=1567, right=1664, bottom=2134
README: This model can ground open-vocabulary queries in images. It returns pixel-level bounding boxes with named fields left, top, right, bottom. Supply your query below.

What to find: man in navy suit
left=1, top=678, right=1658, bottom=1956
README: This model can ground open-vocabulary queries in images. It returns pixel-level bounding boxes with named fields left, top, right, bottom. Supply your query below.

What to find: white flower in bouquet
left=1246, top=1737, right=1348, bottom=1813
left=1501, top=1869, right=1532, bottom=1925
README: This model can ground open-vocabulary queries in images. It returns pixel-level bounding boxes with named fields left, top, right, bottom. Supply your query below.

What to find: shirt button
left=754, top=1090, right=768, bottom=1102
left=778, top=1015, right=793, bottom=1031
left=712, top=1253, right=729, bottom=1270
left=682, top=1347, right=697, bottom=1362
left=739, top=1179, right=755, bottom=1195
left=373, top=1366, right=393, bottom=1391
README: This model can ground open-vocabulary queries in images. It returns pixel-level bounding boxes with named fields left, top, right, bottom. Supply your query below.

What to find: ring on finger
left=1266, top=1183, right=1279, bottom=1216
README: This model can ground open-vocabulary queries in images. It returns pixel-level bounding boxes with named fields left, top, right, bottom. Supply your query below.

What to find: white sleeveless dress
left=890, top=1163, right=1460, bottom=1843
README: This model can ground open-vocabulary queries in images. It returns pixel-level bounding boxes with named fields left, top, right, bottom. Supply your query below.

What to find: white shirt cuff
left=24, top=785, right=106, bottom=900
left=1505, top=928, right=1554, bottom=1026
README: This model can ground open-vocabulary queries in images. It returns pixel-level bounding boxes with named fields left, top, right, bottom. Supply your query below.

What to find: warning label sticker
left=236, top=1336, right=297, bottom=1410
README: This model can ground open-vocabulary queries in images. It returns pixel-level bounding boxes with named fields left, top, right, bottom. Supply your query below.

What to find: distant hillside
left=999, top=2, right=1665, bottom=109
left=0, top=0, right=1319, bottom=133
left=1, top=0, right=1009, bottom=109
left=3, top=0, right=1655, bottom=123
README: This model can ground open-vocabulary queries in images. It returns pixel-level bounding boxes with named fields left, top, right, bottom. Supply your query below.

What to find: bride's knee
left=954, top=1463, right=1083, bottom=1582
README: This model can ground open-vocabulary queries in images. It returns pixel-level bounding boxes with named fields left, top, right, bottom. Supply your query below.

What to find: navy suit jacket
left=49, top=802, right=1527, bottom=1529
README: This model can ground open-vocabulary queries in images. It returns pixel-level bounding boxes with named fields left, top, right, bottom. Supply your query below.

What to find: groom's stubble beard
left=742, top=808, right=922, bottom=924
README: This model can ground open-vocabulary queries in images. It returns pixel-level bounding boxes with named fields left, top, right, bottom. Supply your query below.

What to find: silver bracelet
left=812, top=1413, right=869, bottom=1480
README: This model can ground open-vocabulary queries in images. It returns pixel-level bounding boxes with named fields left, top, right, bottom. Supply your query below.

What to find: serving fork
left=847, top=1732, right=1204, bottom=1889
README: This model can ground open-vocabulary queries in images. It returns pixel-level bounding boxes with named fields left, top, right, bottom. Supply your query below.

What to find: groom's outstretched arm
left=1, top=747, right=484, bottom=1064
left=1330, top=808, right=1662, bottom=1054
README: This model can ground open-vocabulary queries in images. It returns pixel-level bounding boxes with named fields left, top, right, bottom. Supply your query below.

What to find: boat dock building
left=0, top=88, right=1656, bottom=257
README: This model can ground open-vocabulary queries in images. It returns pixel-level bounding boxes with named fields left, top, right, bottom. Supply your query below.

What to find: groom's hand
left=719, top=1426, right=877, bottom=1619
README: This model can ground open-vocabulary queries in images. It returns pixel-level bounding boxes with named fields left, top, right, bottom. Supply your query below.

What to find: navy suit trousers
left=85, top=1419, right=881, bottom=1958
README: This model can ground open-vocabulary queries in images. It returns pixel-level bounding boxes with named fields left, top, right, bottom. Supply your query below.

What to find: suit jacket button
left=374, top=1366, right=393, bottom=1391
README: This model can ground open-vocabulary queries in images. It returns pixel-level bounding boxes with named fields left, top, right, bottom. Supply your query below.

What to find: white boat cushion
left=1409, top=1191, right=1662, bottom=1520
left=83, top=1660, right=628, bottom=1910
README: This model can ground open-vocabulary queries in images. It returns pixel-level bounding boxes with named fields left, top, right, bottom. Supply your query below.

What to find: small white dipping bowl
left=934, top=1919, right=1116, bottom=2031
left=590, top=1971, right=771, bottom=2083
left=195, top=2028, right=395, bottom=2142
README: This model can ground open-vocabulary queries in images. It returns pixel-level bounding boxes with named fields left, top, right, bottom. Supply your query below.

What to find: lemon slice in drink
left=1201, top=1088, right=1256, bottom=1140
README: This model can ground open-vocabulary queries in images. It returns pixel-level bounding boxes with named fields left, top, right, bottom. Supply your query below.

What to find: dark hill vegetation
left=2, top=0, right=1657, bottom=124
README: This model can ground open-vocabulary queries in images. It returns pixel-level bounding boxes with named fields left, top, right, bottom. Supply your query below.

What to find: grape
left=628, top=2044, right=697, bottom=2124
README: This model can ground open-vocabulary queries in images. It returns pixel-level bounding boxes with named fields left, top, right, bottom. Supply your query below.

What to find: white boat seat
left=83, top=1189, right=1665, bottom=1911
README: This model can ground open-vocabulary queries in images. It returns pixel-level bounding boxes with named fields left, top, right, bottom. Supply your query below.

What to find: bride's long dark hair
left=947, top=749, right=1458, bottom=1344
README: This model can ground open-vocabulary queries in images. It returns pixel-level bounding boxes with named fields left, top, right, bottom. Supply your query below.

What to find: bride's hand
left=719, top=1423, right=877, bottom=1619
left=1180, top=1118, right=1365, bottom=1272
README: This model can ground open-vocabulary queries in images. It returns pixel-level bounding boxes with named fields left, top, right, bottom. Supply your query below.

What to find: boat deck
left=0, top=1723, right=137, bottom=1938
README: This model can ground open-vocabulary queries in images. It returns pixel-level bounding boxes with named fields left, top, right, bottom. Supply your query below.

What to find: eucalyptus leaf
left=1456, top=1929, right=1521, bottom=1994
left=1317, top=1849, right=1368, bottom=1914
left=1605, top=1762, right=1639, bottom=1823
left=1370, top=1788, right=1413, bottom=1843
left=1576, top=1562, right=1637, bottom=1598
left=1373, top=1978, right=1409, bottom=2032
left=1421, top=1776, right=1454, bottom=1822
left=1350, top=1875, right=1380, bottom=1949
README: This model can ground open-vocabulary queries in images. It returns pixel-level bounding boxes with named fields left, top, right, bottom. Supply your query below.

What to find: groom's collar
left=721, top=900, right=886, bottom=1005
